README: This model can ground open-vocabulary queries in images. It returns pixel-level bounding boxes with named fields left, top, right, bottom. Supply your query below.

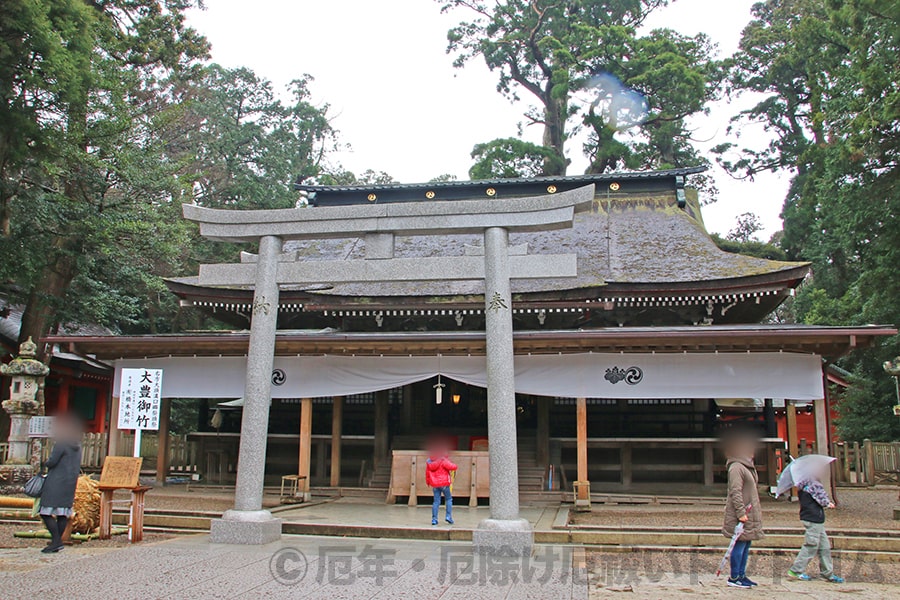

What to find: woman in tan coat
left=722, top=431, right=764, bottom=588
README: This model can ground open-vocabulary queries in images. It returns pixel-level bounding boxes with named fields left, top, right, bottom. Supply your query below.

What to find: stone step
left=548, top=529, right=900, bottom=554
left=311, top=486, right=389, bottom=499
left=271, top=524, right=900, bottom=562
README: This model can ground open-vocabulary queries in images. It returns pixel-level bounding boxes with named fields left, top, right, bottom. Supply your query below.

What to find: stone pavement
left=588, top=571, right=900, bottom=599
left=0, top=534, right=588, bottom=600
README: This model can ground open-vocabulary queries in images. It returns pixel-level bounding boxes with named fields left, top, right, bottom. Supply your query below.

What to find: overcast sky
left=186, top=0, right=790, bottom=239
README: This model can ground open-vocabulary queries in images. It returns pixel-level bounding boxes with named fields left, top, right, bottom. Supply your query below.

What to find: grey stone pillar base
left=209, top=509, right=282, bottom=545
left=0, top=463, right=34, bottom=496
left=473, top=518, right=533, bottom=557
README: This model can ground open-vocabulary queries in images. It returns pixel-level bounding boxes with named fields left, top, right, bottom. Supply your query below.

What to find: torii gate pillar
left=473, top=226, right=532, bottom=555
left=209, top=235, right=283, bottom=543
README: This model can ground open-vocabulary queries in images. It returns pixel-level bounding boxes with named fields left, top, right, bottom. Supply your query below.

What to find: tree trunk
left=585, top=125, right=619, bottom=174
left=18, top=251, right=76, bottom=363
left=541, top=93, right=568, bottom=176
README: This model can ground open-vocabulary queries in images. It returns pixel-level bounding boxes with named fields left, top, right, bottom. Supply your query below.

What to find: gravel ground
left=572, top=488, right=900, bottom=531
left=587, top=549, right=900, bottom=599
left=0, top=523, right=173, bottom=550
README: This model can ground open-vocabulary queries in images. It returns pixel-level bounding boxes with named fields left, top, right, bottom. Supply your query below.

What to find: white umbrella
left=775, top=454, right=836, bottom=498
left=716, top=503, right=752, bottom=577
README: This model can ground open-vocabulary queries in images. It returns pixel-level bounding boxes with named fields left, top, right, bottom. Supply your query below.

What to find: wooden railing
left=167, top=435, right=200, bottom=474
left=786, top=438, right=818, bottom=458
left=24, top=432, right=200, bottom=475
left=832, top=440, right=900, bottom=486
left=119, top=432, right=200, bottom=474
left=80, top=432, right=108, bottom=469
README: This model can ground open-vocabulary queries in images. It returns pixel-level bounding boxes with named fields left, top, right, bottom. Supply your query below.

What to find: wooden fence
left=118, top=432, right=200, bottom=474
left=22, top=433, right=199, bottom=475
left=788, top=438, right=818, bottom=458
left=832, top=439, right=900, bottom=486
left=81, top=432, right=108, bottom=468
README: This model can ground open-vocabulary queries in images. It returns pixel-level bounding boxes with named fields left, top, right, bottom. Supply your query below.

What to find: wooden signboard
left=99, top=456, right=143, bottom=489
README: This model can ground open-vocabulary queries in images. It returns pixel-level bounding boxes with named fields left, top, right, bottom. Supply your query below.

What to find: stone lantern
left=0, top=337, right=49, bottom=493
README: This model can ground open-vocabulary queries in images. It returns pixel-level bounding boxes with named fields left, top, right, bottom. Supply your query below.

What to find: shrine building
left=48, top=167, right=894, bottom=501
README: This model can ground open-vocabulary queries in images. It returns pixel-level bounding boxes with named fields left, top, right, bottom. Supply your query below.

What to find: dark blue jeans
left=730, top=540, right=752, bottom=579
left=432, top=486, right=452, bottom=521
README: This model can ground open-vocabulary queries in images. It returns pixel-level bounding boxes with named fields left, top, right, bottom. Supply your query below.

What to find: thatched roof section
left=275, top=191, right=805, bottom=298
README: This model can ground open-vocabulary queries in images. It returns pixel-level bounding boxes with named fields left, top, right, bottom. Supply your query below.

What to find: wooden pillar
left=766, top=443, right=778, bottom=487
left=574, top=397, right=591, bottom=509
left=315, top=439, right=326, bottom=481
left=702, top=442, right=714, bottom=487
left=813, top=396, right=831, bottom=494
left=763, top=398, right=777, bottom=438
left=298, top=397, right=312, bottom=501
left=401, top=385, right=413, bottom=432
left=96, top=387, right=108, bottom=434
left=374, top=390, right=389, bottom=468
left=621, top=445, right=633, bottom=487
left=863, top=439, right=875, bottom=486
left=813, top=398, right=829, bottom=456
left=108, top=396, right=122, bottom=456
left=786, top=402, right=799, bottom=459
left=330, top=397, right=343, bottom=487
left=576, top=397, right=588, bottom=482
left=57, top=382, right=71, bottom=413
left=155, top=397, right=172, bottom=487
left=536, top=396, right=550, bottom=467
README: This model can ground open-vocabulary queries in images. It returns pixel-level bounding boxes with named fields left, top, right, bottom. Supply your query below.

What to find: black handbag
left=24, top=473, right=44, bottom=498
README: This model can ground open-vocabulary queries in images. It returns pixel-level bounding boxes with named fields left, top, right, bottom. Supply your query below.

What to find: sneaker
left=741, top=576, right=758, bottom=586
left=431, top=519, right=438, bottom=526
left=787, top=570, right=811, bottom=581
left=445, top=518, right=454, bottom=525
left=727, top=578, right=752, bottom=588
left=822, top=574, right=844, bottom=583
left=41, top=544, right=63, bottom=554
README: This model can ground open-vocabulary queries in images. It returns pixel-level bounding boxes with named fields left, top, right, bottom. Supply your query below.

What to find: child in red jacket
left=426, top=452, right=458, bottom=525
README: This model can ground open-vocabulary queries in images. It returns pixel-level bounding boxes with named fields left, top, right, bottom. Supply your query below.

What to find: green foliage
left=0, top=0, right=210, bottom=352
left=710, top=234, right=788, bottom=262
left=169, top=398, right=202, bottom=434
left=181, top=65, right=338, bottom=211
left=720, top=0, right=900, bottom=440
left=0, top=2, right=341, bottom=344
left=834, top=369, right=900, bottom=443
left=313, top=169, right=395, bottom=186
left=469, top=137, right=564, bottom=178
left=725, top=212, right=764, bottom=244
left=438, top=0, right=722, bottom=189
left=428, top=173, right=458, bottom=183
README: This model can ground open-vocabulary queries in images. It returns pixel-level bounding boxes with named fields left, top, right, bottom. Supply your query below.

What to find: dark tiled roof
left=296, top=166, right=706, bottom=193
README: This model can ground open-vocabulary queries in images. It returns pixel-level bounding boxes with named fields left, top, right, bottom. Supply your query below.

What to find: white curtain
left=114, top=351, right=824, bottom=401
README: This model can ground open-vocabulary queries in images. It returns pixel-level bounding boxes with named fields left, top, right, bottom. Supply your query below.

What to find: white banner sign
left=114, top=352, right=824, bottom=401
left=117, top=368, right=163, bottom=430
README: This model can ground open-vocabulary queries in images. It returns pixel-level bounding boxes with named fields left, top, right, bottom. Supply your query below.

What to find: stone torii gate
left=184, top=184, right=594, bottom=554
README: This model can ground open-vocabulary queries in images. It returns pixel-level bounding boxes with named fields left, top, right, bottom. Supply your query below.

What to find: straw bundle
left=71, top=474, right=101, bottom=534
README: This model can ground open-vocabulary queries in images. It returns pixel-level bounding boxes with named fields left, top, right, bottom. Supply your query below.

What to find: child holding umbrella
left=780, top=455, right=844, bottom=583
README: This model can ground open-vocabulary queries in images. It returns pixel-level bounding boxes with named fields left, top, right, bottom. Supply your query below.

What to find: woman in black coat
left=39, top=413, right=82, bottom=553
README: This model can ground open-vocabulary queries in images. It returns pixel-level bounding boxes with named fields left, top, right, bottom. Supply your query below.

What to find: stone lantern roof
left=1, top=337, right=50, bottom=378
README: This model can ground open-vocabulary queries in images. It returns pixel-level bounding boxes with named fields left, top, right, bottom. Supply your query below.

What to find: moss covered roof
left=274, top=191, right=806, bottom=298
